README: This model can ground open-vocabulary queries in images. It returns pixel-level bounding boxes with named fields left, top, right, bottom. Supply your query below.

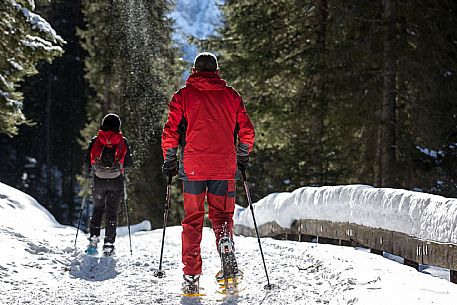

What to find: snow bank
left=0, top=182, right=151, bottom=239
left=235, top=184, right=457, bottom=244
left=101, top=220, right=152, bottom=237
left=0, top=182, right=63, bottom=231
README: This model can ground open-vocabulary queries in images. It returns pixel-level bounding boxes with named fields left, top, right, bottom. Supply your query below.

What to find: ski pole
left=154, top=174, right=173, bottom=278
left=241, top=169, right=275, bottom=290
left=124, top=176, right=133, bottom=255
left=74, top=193, right=87, bottom=249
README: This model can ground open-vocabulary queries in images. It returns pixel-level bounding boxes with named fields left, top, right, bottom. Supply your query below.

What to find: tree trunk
left=380, top=0, right=397, bottom=187
left=46, top=67, right=53, bottom=197
left=316, top=0, right=328, bottom=184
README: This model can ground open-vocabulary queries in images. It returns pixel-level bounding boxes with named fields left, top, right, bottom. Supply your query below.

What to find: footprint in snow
left=69, top=253, right=119, bottom=281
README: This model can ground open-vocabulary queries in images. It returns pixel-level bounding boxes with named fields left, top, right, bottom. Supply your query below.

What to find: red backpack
left=90, top=130, right=127, bottom=179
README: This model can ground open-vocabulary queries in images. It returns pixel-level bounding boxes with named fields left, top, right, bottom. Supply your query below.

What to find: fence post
left=404, top=259, right=420, bottom=271
left=451, top=270, right=457, bottom=284
left=370, top=249, right=383, bottom=256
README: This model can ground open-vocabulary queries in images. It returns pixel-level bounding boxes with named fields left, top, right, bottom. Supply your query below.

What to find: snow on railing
left=234, top=184, right=457, bottom=244
left=234, top=184, right=457, bottom=283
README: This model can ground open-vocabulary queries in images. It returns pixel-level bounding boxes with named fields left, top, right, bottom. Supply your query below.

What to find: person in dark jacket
left=161, top=52, right=255, bottom=293
left=84, top=113, right=133, bottom=256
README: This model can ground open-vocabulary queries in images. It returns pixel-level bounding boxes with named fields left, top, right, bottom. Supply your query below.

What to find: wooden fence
left=234, top=219, right=457, bottom=284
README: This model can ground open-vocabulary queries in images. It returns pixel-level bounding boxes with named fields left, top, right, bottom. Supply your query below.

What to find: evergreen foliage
left=1, top=0, right=456, bottom=228
left=0, top=0, right=64, bottom=136
left=0, top=0, right=88, bottom=225
left=207, top=0, right=457, bottom=200
left=78, top=0, right=182, bottom=227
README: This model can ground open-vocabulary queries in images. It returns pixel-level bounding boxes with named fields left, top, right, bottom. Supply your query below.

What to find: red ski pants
left=181, top=180, right=236, bottom=275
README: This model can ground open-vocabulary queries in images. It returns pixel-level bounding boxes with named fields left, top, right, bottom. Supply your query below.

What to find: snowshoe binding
left=216, top=269, right=243, bottom=284
left=85, top=236, right=99, bottom=255
left=216, top=236, right=243, bottom=295
left=102, top=243, right=115, bottom=257
left=181, top=275, right=205, bottom=297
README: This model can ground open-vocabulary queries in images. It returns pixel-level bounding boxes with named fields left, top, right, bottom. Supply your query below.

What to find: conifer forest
left=1, top=0, right=456, bottom=229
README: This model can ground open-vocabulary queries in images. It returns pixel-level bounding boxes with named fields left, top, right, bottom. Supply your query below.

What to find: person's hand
left=162, top=160, right=178, bottom=177
left=237, top=154, right=249, bottom=171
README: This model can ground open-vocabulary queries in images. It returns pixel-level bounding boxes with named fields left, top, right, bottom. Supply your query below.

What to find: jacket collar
left=186, top=72, right=227, bottom=91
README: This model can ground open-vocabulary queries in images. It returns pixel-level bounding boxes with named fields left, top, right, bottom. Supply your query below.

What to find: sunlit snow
left=1, top=182, right=457, bottom=304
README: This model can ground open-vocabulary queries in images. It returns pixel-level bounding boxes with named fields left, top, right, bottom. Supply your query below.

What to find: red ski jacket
left=162, top=72, right=255, bottom=181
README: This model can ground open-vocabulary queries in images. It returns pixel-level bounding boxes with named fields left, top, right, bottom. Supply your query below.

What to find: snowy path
left=1, top=182, right=457, bottom=305
left=2, top=226, right=457, bottom=305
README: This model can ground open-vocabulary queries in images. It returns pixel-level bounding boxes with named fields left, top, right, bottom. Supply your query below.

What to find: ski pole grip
left=241, top=169, right=247, bottom=182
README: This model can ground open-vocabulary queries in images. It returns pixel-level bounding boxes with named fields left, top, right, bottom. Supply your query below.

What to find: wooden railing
left=234, top=219, right=457, bottom=283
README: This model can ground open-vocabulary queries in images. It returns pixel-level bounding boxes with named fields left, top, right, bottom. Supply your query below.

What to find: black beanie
left=101, top=113, right=121, bottom=132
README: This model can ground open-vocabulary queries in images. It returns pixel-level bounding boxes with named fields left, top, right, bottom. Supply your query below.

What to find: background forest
left=1, top=0, right=456, bottom=229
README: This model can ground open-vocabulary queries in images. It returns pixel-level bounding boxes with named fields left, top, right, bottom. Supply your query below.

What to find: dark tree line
left=1, top=0, right=456, bottom=228
left=0, top=0, right=182, bottom=228
left=77, top=0, right=182, bottom=228
left=0, top=0, right=86, bottom=224
left=205, top=0, right=457, bottom=202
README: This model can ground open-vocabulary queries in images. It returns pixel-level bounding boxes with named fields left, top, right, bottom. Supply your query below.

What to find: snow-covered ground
left=2, top=182, right=457, bottom=305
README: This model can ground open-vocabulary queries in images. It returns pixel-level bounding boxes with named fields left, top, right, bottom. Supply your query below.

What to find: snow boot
left=85, top=236, right=99, bottom=255
left=182, top=274, right=200, bottom=295
left=103, top=243, right=115, bottom=257
left=217, top=236, right=243, bottom=294
left=218, top=236, right=240, bottom=280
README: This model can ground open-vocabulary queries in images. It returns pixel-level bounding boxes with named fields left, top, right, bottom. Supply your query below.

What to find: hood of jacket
left=97, top=130, right=123, bottom=146
left=186, top=71, right=227, bottom=91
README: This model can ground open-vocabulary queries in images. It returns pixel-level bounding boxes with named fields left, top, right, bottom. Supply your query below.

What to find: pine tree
left=0, top=0, right=64, bottom=136
left=78, top=0, right=182, bottom=226
left=208, top=0, right=457, bottom=199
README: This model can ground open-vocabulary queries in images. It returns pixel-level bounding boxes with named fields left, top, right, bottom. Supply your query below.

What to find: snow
left=170, top=0, right=222, bottom=41
left=21, top=34, right=64, bottom=52
left=235, top=184, right=457, bottom=244
left=0, top=73, right=14, bottom=91
left=8, top=59, right=23, bottom=71
left=416, top=145, right=445, bottom=159
left=12, top=0, right=65, bottom=44
left=169, top=0, right=223, bottom=64
left=2, top=181, right=457, bottom=304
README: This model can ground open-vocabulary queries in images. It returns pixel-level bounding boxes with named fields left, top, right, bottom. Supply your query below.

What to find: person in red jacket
left=84, top=113, right=133, bottom=256
left=161, top=52, right=255, bottom=294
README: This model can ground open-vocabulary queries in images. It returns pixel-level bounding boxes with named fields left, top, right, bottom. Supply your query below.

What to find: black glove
left=237, top=154, right=249, bottom=171
left=162, top=160, right=178, bottom=177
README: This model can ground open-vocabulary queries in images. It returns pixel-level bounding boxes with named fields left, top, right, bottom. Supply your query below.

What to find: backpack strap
left=97, top=144, right=105, bottom=162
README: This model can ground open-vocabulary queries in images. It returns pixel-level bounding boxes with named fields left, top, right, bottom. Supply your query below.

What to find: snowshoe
left=217, top=236, right=243, bottom=295
left=215, top=269, right=243, bottom=284
left=103, top=243, right=115, bottom=257
left=85, top=236, right=99, bottom=255
left=181, top=275, right=205, bottom=297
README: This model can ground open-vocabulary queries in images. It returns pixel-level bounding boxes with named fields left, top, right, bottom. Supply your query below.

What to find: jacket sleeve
left=161, top=91, right=184, bottom=162
left=123, top=138, right=133, bottom=168
left=236, top=95, right=255, bottom=157
left=84, top=137, right=96, bottom=177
